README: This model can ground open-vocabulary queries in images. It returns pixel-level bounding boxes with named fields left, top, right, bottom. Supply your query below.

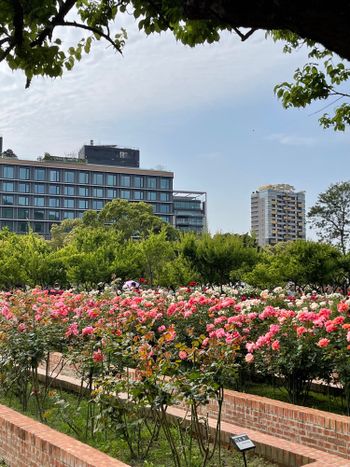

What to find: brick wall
left=0, top=404, right=129, bottom=467
left=198, top=389, right=350, bottom=460
left=44, top=353, right=350, bottom=461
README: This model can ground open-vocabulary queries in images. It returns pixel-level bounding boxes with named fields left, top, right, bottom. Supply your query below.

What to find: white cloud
left=0, top=19, right=308, bottom=157
left=265, top=133, right=318, bottom=146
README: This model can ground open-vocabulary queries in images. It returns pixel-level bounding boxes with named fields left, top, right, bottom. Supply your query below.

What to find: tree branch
left=232, top=27, right=256, bottom=42
left=12, top=0, right=24, bottom=47
left=0, top=43, right=15, bottom=63
left=59, top=21, right=122, bottom=54
left=30, top=0, right=78, bottom=47
left=329, top=91, right=350, bottom=98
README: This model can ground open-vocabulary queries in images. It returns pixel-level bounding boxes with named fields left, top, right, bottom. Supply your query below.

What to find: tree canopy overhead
left=2, top=1, right=350, bottom=127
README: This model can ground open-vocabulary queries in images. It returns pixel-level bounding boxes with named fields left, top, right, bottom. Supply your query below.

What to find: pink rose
left=17, top=323, right=26, bottom=332
left=93, top=349, right=103, bottom=363
left=245, top=353, right=254, bottom=363
left=82, top=326, right=94, bottom=336
left=271, top=340, right=280, bottom=351
left=179, top=350, right=187, bottom=360
left=317, top=338, right=330, bottom=348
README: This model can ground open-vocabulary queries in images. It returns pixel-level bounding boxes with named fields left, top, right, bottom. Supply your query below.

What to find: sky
left=1, top=15, right=350, bottom=236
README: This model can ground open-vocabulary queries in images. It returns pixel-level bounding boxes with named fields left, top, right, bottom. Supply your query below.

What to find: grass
left=0, top=388, right=277, bottom=467
left=240, top=380, right=350, bottom=416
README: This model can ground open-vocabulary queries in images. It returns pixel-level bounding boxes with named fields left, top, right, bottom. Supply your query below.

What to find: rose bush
left=0, top=286, right=350, bottom=463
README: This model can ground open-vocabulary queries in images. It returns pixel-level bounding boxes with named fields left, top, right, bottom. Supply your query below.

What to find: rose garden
left=0, top=284, right=350, bottom=465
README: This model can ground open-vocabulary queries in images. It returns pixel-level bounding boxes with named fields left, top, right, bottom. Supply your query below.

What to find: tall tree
left=245, top=240, right=342, bottom=291
left=182, top=233, right=258, bottom=288
left=309, top=181, right=350, bottom=254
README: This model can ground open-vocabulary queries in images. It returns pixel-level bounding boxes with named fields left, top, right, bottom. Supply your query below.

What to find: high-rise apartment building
left=251, top=184, right=305, bottom=247
left=0, top=140, right=207, bottom=237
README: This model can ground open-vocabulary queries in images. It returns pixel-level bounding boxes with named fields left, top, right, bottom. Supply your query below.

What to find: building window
left=3, top=182, right=14, bottom=192
left=63, top=186, right=75, bottom=196
left=159, top=204, right=170, bottom=213
left=48, top=211, right=60, bottom=221
left=106, top=189, right=116, bottom=198
left=76, top=211, right=84, bottom=218
left=160, top=178, right=171, bottom=190
left=34, top=169, right=45, bottom=181
left=92, top=200, right=104, bottom=210
left=3, top=195, right=14, bottom=205
left=19, top=167, right=30, bottom=180
left=106, top=174, right=116, bottom=186
left=49, top=198, right=60, bottom=208
left=147, top=177, right=157, bottom=189
left=120, top=190, right=130, bottom=199
left=78, top=199, right=88, bottom=209
left=160, top=192, right=170, bottom=201
left=79, top=172, right=89, bottom=184
left=160, top=215, right=170, bottom=223
left=49, top=170, right=60, bottom=182
left=63, top=198, right=74, bottom=208
left=3, top=166, right=15, bottom=178
left=18, top=196, right=29, bottom=206
left=63, top=211, right=75, bottom=219
left=147, top=191, right=157, bottom=201
left=34, top=184, right=45, bottom=194
left=18, top=183, right=30, bottom=193
left=64, top=171, right=75, bottom=183
left=78, top=187, right=88, bottom=196
left=34, top=197, right=45, bottom=207
left=2, top=207, right=13, bottom=218
left=134, top=176, right=144, bottom=188
left=92, top=173, right=103, bottom=184
left=134, top=191, right=144, bottom=200
left=49, top=185, right=60, bottom=195
left=18, top=208, right=29, bottom=219
left=120, top=175, right=130, bottom=187
left=18, top=222, right=29, bottom=233
left=33, top=223, right=44, bottom=234
left=34, top=210, right=45, bottom=220
left=93, top=187, right=103, bottom=197
left=1, top=221, right=13, bottom=231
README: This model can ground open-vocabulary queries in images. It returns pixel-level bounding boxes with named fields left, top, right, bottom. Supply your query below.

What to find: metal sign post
left=230, top=434, right=256, bottom=467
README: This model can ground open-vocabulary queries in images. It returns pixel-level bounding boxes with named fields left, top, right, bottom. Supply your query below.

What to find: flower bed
left=0, top=286, right=350, bottom=464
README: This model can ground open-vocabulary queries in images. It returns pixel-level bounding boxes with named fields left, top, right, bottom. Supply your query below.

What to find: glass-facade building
left=0, top=158, right=174, bottom=237
left=173, top=191, right=207, bottom=234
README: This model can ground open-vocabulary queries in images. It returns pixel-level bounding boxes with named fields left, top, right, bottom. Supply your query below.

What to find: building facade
left=0, top=157, right=173, bottom=237
left=173, top=191, right=207, bottom=234
left=251, top=184, right=305, bottom=247
left=0, top=142, right=207, bottom=237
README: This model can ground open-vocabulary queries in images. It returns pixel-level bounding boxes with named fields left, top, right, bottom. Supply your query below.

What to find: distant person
left=122, top=280, right=140, bottom=291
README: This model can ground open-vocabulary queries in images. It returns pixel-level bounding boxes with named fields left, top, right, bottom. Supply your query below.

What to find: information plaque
left=231, top=434, right=255, bottom=452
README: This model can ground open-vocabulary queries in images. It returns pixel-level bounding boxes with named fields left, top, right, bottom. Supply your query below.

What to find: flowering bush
left=1, top=286, right=350, bottom=462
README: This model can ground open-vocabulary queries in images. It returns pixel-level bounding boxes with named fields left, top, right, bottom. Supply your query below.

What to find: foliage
left=0, top=148, right=17, bottom=159
left=1, top=2, right=350, bottom=128
left=308, top=181, right=350, bottom=254
left=245, top=240, right=342, bottom=291
left=272, top=31, right=350, bottom=130
left=182, top=233, right=259, bottom=289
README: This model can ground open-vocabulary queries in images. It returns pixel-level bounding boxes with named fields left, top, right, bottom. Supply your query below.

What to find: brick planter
left=200, top=389, right=350, bottom=460
left=0, top=404, right=129, bottom=467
